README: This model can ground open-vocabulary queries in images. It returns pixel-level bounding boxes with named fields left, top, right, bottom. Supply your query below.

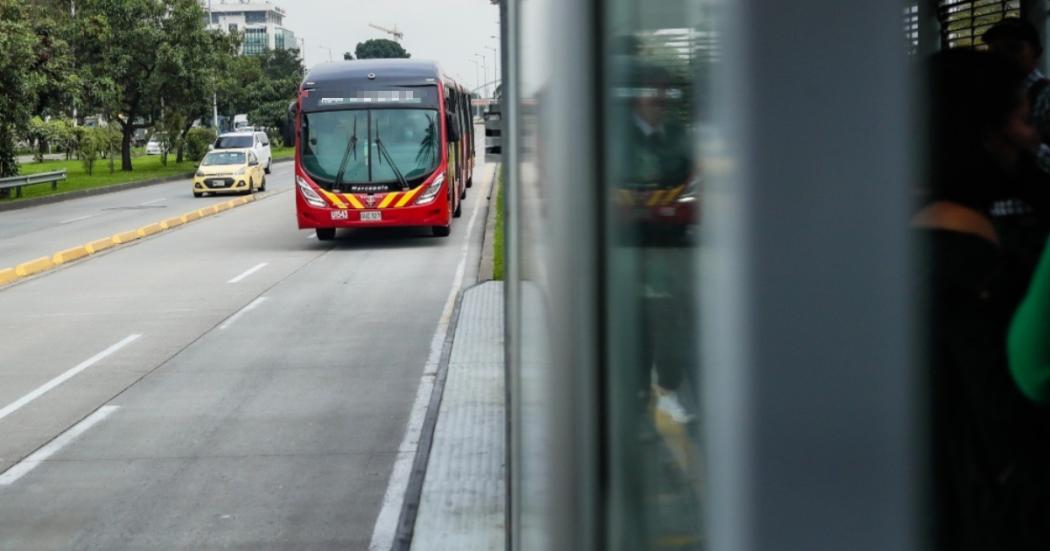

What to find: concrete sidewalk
left=410, top=281, right=505, bottom=550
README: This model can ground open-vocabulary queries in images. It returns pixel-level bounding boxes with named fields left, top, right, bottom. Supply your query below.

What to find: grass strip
left=5, top=146, right=293, bottom=203
left=493, top=169, right=505, bottom=281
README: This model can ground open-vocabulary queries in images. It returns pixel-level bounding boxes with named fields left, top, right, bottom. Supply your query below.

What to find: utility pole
left=71, top=0, right=77, bottom=126
left=208, top=0, right=219, bottom=130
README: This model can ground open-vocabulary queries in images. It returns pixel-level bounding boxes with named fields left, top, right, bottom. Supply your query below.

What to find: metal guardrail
left=0, top=170, right=67, bottom=198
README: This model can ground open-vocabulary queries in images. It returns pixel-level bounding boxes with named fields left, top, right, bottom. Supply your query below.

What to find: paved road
left=0, top=137, right=491, bottom=548
left=0, top=161, right=293, bottom=269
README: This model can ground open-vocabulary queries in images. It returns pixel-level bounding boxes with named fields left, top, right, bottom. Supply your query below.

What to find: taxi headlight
left=234, top=166, right=247, bottom=175
left=297, top=175, right=327, bottom=208
left=414, top=173, right=446, bottom=206
left=195, top=169, right=205, bottom=177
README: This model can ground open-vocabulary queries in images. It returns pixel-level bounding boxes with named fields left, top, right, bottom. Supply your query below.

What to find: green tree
left=218, top=48, right=303, bottom=134
left=156, top=7, right=238, bottom=162
left=343, top=51, right=354, bottom=61
left=0, top=0, right=40, bottom=178
left=75, top=0, right=216, bottom=172
left=355, top=39, right=410, bottom=60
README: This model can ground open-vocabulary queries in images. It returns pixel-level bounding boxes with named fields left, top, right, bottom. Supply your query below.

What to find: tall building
left=202, top=1, right=297, bottom=55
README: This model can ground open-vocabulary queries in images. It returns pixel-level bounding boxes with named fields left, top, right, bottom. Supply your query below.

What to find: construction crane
left=368, top=23, right=404, bottom=42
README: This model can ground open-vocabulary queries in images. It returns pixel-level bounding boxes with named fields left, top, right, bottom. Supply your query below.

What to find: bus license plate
left=330, top=210, right=349, bottom=220
left=360, top=211, right=381, bottom=222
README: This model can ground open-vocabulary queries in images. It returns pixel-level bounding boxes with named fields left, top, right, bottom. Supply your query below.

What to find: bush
left=77, top=127, right=103, bottom=175
left=185, top=127, right=217, bottom=162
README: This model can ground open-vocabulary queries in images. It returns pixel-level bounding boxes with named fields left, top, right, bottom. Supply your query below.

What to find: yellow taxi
left=192, top=148, right=266, bottom=197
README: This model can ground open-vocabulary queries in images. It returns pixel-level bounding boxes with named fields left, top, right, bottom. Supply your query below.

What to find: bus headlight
left=297, top=175, right=327, bottom=208
left=414, top=173, right=446, bottom=206
left=677, top=177, right=701, bottom=203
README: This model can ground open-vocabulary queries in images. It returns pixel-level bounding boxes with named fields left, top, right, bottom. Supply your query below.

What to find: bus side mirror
left=446, top=113, right=461, bottom=143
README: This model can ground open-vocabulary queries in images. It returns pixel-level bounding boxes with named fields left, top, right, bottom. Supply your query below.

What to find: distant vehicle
left=213, top=131, right=272, bottom=174
left=192, top=149, right=266, bottom=197
left=288, top=59, right=475, bottom=240
left=233, top=114, right=250, bottom=131
left=145, top=134, right=168, bottom=155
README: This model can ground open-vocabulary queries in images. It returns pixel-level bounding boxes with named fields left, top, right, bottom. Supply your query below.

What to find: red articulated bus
left=290, top=60, right=475, bottom=240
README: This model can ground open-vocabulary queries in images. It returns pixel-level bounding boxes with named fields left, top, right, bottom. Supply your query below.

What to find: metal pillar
left=704, top=1, right=918, bottom=550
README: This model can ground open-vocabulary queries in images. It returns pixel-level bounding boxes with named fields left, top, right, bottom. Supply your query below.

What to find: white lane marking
left=368, top=169, right=487, bottom=551
left=0, top=335, right=141, bottom=423
left=227, top=262, right=268, bottom=284
left=219, top=297, right=268, bottom=330
left=0, top=406, right=120, bottom=486
left=59, top=213, right=102, bottom=225
left=140, top=197, right=166, bottom=206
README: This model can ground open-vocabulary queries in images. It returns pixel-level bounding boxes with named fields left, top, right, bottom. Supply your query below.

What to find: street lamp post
left=469, top=59, right=481, bottom=94
left=485, top=45, right=498, bottom=86
left=474, top=53, right=488, bottom=97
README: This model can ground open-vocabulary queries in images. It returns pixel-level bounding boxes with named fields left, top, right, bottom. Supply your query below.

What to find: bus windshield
left=301, top=109, right=440, bottom=191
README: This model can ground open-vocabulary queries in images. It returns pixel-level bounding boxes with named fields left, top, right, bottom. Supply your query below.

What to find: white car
left=213, top=131, right=272, bottom=174
left=145, top=135, right=168, bottom=155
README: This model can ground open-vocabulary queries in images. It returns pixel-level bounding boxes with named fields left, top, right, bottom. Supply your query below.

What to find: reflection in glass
left=604, top=2, right=710, bottom=549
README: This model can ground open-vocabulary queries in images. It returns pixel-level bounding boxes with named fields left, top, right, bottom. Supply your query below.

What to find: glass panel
left=602, top=0, right=711, bottom=549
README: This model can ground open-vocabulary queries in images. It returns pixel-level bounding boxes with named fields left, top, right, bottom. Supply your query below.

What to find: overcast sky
left=280, top=0, right=501, bottom=95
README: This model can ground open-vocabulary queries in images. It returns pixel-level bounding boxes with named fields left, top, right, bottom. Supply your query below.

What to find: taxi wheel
left=246, top=178, right=254, bottom=195
left=316, top=228, right=336, bottom=241
left=193, top=191, right=203, bottom=198
left=259, top=176, right=266, bottom=192
left=264, top=160, right=272, bottom=175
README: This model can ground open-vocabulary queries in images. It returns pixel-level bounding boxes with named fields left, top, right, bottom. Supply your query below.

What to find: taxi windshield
left=301, top=108, right=439, bottom=190
left=202, top=151, right=246, bottom=166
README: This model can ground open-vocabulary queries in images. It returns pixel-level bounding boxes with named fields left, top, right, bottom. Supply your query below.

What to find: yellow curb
left=0, top=268, right=17, bottom=285
left=52, top=246, right=90, bottom=265
left=198, top=206, right=217, bottom=217
left=85, top=238, right=114, bottom=254
left=214, top=201, right=231, bottom=213
left=243, top=195, right=256, bottom=203
left=137, top=223, right=163, bottom=238
left=160, top=216, right=184, bottom=230
left=112, top=230, right=139, bottom=244
left=181, top=210, right=202, bottom=223
left=15, top=257, right=53, bottom=277
left=225, top=199, right=241, bottom=209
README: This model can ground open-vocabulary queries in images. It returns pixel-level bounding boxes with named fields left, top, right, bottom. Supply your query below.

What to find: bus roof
left=303, top=59, right=449, bottom=89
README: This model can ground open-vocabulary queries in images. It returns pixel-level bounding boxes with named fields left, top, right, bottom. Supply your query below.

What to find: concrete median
left=160, top=217, right=185, bottom=230
left=137, top=223, right=164, bottom=238
left=52, top=246, right=90, bottom=265
left=181, top=210, right=202, bottom=223
left=85, top=238, right=114, bottom=254
left=111, top=230, right=139, bottom=245
left=15, top=257, right=53, bottom=277
left=0, top=268, right=16, bottom=285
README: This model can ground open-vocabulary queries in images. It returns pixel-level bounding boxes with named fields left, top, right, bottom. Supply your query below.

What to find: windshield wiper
left=333, top=117, right=359, bottom=190
left=374, top=120, right=410, bottom=191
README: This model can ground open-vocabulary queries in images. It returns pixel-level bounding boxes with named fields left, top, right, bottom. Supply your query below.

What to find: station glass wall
left=506, top=0, right=915, bottom=550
